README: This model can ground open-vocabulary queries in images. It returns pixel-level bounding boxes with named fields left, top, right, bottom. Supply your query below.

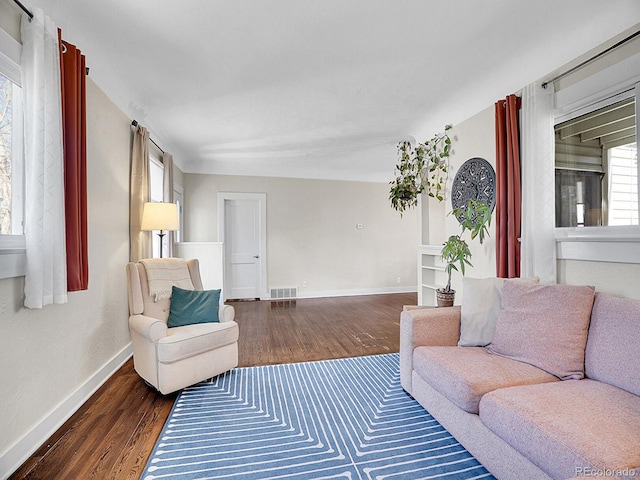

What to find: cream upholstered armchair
left=126, top=258, right=238, bottom=395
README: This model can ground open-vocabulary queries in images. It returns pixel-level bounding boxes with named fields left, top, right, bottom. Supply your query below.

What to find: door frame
left=217, top=192, right=268, bottom=300
left=173, top=183, right=184, bottom=243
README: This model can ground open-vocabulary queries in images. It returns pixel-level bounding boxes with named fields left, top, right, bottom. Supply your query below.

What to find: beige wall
left=184, top=174, right=418, bottom=296
left=174, top=164, right=185, bottom=189
left=448, top=106, right=497, bottom=286
left=0, top=3, right=20, bottom=40
left=422, top=106, right=497, bottom=299
left=0, top=78, right=132, bottom=471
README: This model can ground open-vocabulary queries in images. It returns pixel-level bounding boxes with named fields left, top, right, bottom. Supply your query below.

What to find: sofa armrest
left=129, top=314, right=168, bottom=343
left=219, top=304, right=235, bottom=322
left=400, top=306, right=461, bottom=394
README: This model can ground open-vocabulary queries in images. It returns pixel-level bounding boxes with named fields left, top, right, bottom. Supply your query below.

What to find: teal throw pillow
left=167, top=286, right=220, bottom=328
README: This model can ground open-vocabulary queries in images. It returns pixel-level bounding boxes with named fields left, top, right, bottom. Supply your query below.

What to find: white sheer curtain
left=21, top=8, right=67, bottom=308
left=162, top=152, right=175, bottom=257
left=520, top=82, right=557, bottom=284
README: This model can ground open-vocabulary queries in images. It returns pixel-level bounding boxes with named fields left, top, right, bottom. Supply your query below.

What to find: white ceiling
left=23, top=0, right=640, bottom=182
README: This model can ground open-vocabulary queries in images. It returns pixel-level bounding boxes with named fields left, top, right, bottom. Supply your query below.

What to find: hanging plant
left=389, top=125, right=452, bottom=214
left=422, top=124, right=453, bottom=201
left=389, top=140, right=424, bottom=214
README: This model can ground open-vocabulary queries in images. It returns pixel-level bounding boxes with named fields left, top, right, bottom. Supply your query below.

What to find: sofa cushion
left=489, top=282, right=595, bottom=380
left=586, top=293, right=640, bottom=397
left=479, top=379, right=640, bottom=480
left=458, top=276, right=540, bottom=347
left=157, top=321, right=239, bottom=364
left=412, top=346, right=558, bottom=414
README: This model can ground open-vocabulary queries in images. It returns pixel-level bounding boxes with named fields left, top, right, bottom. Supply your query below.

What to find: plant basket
left=436, top=288, right=455, bottom=307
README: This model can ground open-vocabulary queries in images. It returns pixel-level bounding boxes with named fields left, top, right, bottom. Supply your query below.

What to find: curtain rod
left=542, top=29, right=640, bottom=89
left=131, top=120, right=165, bottom=154
left=12, top=2, right=90, bottom=74
left=13, top=0, right=33, bottom=19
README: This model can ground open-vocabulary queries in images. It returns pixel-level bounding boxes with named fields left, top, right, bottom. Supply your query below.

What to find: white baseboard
left=295, top=285, right=417, bottom=299
left=0, top=343, right=133, bottom=480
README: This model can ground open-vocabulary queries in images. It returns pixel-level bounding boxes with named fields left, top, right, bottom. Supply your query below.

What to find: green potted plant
left=436, top=199, right=492, bottom=307
left=389, top=125, right=452, bottom=214
left=437, top=234, right=472, bottom=307
left=453, top=198, right=493, bottom=244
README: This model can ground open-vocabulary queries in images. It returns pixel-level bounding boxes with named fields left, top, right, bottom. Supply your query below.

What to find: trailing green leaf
left=389, top=125, right=453, bottom=214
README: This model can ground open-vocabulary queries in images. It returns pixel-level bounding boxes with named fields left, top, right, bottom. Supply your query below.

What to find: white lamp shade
left=141, top=202, right=179, bottom=231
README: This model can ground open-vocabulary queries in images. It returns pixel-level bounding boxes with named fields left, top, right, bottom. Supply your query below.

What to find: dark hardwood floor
left=10, top=292, right=416, bottom=479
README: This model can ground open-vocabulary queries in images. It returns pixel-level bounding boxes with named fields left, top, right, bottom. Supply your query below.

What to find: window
left=608, top=143, right=638, bottom=225
left=148, top=151, right=182, bottom=257
left=149, top=155, right=164, bottom=258
left=0, top=71, right=24, bottom=236
left=555, top=95, right=637, bottom=228
left=0, top=36, right=26, bottom=279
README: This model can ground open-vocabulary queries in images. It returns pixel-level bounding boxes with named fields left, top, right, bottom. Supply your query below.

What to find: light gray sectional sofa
left=400, top=279, right=640, bottom=480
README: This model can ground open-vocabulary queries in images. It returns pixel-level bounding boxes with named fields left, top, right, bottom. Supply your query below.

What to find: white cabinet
left=175, top=242, right=225, bottom=297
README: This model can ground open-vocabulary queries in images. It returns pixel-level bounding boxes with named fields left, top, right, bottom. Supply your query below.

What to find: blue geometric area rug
left=142, top=353, right=495, bottom=479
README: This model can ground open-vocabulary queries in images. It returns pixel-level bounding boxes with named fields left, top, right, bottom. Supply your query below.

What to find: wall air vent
left=270, top=287, right=298, bottom=300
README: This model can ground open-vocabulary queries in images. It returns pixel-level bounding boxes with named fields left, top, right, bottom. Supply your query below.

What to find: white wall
left=558, top=260, right=640, bottom=301
left=184, top=174, right=417, bottom=297
left=0, top=78, right=132, bottom=477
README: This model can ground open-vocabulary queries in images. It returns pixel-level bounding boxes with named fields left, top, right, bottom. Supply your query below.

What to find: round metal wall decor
left=451, top=157, right=496, bottom=223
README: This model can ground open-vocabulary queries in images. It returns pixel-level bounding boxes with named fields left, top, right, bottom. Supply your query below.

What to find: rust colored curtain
left=495, top=95, right=522, bottom=278
left=59, top=31, right=88, bottom=291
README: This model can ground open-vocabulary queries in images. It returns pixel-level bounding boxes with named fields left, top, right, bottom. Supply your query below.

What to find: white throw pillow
left=458, top=277, right=540, bottom=347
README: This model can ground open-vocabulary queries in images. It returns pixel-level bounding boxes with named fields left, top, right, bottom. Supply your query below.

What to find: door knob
left=253, top=255, right=260, bottom=258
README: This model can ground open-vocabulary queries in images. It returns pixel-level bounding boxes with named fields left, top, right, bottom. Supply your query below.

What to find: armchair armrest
left=399, top=306, right=461, bottom=394
left=129, top=314, right=168, bottom=343
left=219, top=304, right=235, bottom=322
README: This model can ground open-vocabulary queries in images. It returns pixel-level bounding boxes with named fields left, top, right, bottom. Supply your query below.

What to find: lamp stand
left=157, top=230, right=166, bottom=258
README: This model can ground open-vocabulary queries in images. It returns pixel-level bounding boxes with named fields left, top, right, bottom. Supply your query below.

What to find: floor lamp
left=141, top=202, right=179, bottom=258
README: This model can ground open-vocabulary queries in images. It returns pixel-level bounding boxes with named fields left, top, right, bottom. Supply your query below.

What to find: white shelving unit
left=418, top=245, right=446, bottom=306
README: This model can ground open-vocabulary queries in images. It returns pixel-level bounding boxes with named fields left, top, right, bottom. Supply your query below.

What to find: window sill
left=0, top=235, right=26, bottom=279
left=555, top=226, right=640, bottom=264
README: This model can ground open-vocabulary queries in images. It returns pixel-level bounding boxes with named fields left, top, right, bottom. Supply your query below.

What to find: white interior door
left=219, top=193, right=267, bottom=300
